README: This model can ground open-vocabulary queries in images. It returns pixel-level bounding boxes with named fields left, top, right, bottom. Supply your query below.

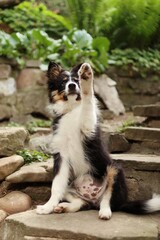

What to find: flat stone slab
left=125, top=127, right=160, bottom=142
left=0, top=210, right=158, bottom=240
left=6, top=159, right=53, bottom=183
left=111, top=153, right=160, bottom=171
left=133, top=104, right=160, bottom=117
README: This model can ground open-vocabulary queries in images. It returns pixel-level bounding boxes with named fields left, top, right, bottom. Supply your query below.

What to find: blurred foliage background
left=0, top=0, right=160, bottom=74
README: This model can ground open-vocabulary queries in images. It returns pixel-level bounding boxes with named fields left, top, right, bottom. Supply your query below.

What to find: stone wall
left=1, top=59, right=160, bottom=123
left=0, top=58, right=49, bottom=123
left=107, top=66, right=160, bottom=110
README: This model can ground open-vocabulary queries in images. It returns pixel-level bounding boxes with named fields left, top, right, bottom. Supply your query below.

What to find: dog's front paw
left=99, top=207, right=112, bottom=220
left=36, top=204, right=54, bottom=215
left=78, top=63, right=93, bottom=95
left=78, top=63, right=93, bottom=81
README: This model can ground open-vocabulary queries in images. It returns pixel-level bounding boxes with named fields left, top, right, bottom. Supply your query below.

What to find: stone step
left=124, top=127, right=160, bottom=142
left=133, top=104, right=160, bottom=117
left=111, top=153, right=160, bottom=200
left=0, top=210, right=159, bottom=240
left=3, top=154, right=160, bottom=205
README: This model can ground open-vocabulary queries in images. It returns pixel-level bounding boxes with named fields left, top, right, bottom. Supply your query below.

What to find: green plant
left=0, top=28, right=110, bottom=73
left=0, top=29, right=61, bottom=67
left=60, top=29, right=110, bottom=73
left=16, top=149, right=49, bottom=164
left=65, top=0, right=109, bottom=37
left=27, top=119, right=51, bottom=133
left=100, top=0, right=160, bottom=49
left=108, top=48, right=160, bottom=76
left=117, top=119, right=137, bottom=133
left=0, top=1, right=71, bottom=38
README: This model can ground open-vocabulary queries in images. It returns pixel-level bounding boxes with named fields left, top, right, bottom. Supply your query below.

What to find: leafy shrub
left=16, top=149, right=49, bottom=164
left=0, top=29, right=61, bottom=66
left=0, top=29, right=110, bottom=73
left=108, top=48, right=160, bottom=76
left=60, top=29, right=110, bottom=73
left=0, top=1, right=71, bottom=38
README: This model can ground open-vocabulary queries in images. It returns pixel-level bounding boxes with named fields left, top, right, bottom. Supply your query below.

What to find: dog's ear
left=47, top=62, right=63, bottom=80
left=71, top=63, right=83, bottom=74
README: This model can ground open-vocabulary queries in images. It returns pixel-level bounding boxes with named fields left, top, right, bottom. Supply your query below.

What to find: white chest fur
left=52, top=106, right=91, bottom=177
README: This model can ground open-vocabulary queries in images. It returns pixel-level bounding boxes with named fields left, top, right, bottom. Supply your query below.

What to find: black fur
left=120, top=201, right=147, bottom=214
left=83, top=127, right=112, bottom=178
left=53, top=153, right=62, bottom=179
left=110, top=166, right=128, bottom=211
left=52, top=114, right=63, bottom=132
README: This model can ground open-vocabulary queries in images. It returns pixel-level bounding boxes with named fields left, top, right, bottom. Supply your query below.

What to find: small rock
left=0, top=210, right=7, bottom=223
left=0, top=77, right=16, bottom=97
left=101, top=131, right=130, bottom=153
left=17, top=68, right=47, bottom=89
left=108, top=133, right=130, bottom=153
left=0, top=127, right=29, bottom=157
left=0, top=104, right=12, bottom=121
left=0, top=64, right=11, bottom=79
left=0, top=155, right=24, bottom=181
left=29, top=134, right=54, bottom=154
left=94, top=74, right=125, bottom=115
left=6, top=159, right=53, bottom=183
left=15, top=87, right=49, bottom=118
left=0, top=191, right=32, bottom=214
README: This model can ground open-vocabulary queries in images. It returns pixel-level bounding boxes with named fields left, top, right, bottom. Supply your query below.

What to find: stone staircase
left=0, top=104, right=160, bottom=240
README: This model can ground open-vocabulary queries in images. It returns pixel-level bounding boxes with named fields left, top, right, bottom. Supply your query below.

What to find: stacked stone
left=0, top=126, right=53, bottom=223
left=125, top=104, right=160, bottom=154
left=0, top=63, right=16, bottom=121
left=0, top=59, right=50, bottom=124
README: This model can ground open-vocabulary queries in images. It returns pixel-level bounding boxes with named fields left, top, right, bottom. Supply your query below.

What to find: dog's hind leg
left=54, top=192, right=87, bottom=213
left=99, top=166, right=118, bottom=220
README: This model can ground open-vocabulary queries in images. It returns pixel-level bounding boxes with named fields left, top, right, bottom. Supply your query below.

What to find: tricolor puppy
left=36, top=62, right=160, bottom=219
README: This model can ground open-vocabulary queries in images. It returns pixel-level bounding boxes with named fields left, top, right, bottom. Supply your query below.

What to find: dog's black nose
left=68, top=83, right=76, bottom=91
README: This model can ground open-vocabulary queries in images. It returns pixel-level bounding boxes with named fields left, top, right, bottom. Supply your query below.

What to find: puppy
left=36, top=62, right=160, bottom=219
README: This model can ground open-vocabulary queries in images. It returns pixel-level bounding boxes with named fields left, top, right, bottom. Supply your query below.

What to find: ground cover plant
left=16, top=149, right=49, bottom=164
left=108, top=48, right=160, bottom=77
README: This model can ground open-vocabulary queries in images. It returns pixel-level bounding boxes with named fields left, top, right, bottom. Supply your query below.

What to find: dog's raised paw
left=78, top=63, right=93, bottom=81
left=99, top=208, right=112, bottom=220
left=36, top=204, right=53, bottom=215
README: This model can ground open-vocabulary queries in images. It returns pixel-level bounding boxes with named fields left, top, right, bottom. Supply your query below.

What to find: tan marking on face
left=52, top=92, right=66, bottom=102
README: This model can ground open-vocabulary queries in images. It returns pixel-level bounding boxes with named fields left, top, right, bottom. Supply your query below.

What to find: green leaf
left=72, top=29, right=93, bottom=48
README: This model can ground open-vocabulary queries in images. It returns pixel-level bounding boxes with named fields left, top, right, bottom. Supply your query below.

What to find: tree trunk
left=0, top=0, right=24, bottom=8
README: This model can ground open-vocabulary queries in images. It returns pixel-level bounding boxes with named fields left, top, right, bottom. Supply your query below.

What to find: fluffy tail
left=120, top=194, right=160, bottom=214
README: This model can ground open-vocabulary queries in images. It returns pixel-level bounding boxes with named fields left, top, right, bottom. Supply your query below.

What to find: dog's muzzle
left=65, top=82, right=81, bottom=101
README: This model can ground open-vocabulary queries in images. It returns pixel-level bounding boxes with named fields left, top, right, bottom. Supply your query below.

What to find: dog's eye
left=73, top=78, right=79, bottom=82
left=61, top=80, right=66, bottom=86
